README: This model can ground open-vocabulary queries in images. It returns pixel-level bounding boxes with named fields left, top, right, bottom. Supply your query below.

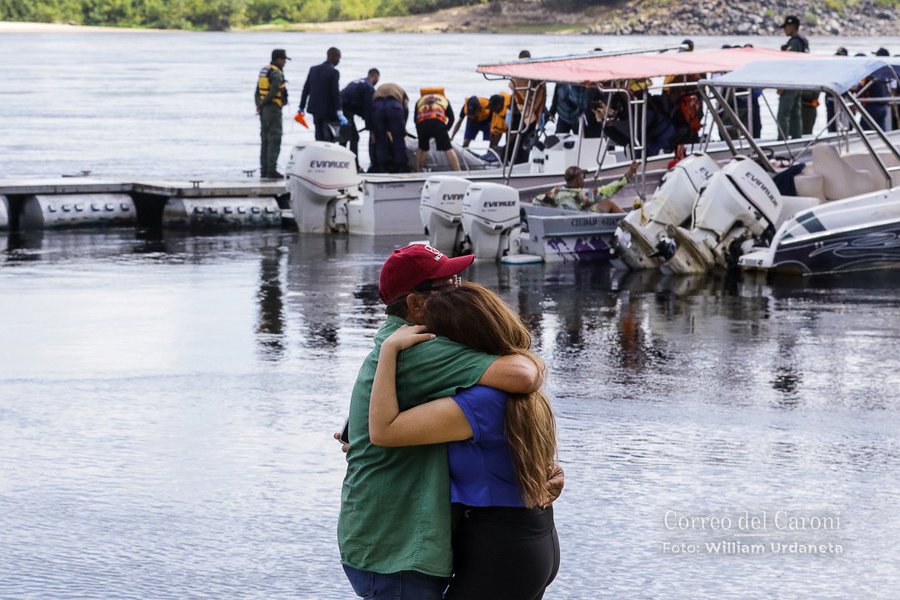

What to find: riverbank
left=249, top=0, right=898, bottom=36
left=0, top=21, right=162, bottom=32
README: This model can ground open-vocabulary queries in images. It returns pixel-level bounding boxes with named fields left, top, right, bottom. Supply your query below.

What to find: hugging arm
left=478, top=353, right=542, bottom=394
left=369, top=326, right=474, bottom=447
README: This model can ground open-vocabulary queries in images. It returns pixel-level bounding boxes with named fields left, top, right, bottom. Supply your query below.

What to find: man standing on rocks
left=776, top=15, right=809, bottom=140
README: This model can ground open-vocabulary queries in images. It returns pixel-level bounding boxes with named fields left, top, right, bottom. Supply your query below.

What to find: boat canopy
left=706, top=58, right=900, bottom=94
left=476, top=47, right=816, bottom=85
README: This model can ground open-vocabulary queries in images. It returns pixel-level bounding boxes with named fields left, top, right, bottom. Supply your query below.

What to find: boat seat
left=794, top=172, right=826, bottom=202
left=810, top=143, right=882, bottom=201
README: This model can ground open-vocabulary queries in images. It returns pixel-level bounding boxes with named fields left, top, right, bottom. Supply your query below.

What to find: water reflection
left=256, top=245, right=286, bottom=362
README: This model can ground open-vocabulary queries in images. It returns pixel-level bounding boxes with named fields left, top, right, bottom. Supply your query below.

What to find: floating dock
left=0, top=178, right=290, bottom=231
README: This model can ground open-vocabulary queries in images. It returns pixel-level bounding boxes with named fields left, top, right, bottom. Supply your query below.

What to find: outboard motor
left=286, top=142, right=361, bottom=233
left=613, top=153, right=719, bottom=270
left=461, top=182, right=521, bottom=260
left=419, top=175, right=470, bottom=256
left=666, top=156, right=784, bottom=274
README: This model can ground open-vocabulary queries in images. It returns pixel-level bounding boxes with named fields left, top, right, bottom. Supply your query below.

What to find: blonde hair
left=423, top=282, right=557, bottom=508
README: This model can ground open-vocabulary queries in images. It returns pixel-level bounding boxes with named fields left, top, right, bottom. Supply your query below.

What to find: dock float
left=0, top=178, right=289, bottom=231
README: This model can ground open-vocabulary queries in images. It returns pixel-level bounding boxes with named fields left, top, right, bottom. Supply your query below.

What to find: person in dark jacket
left=340, top=68, right=380, bottom=170
left=299, top=47, right=348, bottom=142
left=776, top=16, right=809, bottom=140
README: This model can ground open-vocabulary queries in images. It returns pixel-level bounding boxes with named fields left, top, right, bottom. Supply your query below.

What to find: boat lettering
left=442, top=193, right=465, bottom=201
left=744, top=172, right=778, bottom=207
left=484, top=201, right=516, bottom=208
left=310, top=160, right=351, bottom=169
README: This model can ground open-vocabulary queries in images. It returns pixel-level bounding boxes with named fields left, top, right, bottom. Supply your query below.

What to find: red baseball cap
left=378, top=243, right=475, bottom=304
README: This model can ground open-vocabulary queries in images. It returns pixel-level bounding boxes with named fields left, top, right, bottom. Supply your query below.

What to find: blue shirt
left=448, top=385, right=525, bottom=507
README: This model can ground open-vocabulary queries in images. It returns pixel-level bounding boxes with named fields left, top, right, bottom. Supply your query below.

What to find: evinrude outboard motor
left=461, top=182, right=521, bottom=260
left=613, top=153, right=719, bottom=270
left=286, top=142, right=361, bottom=233
left=665, top=156, right=784, bottom=274
left=419, top=176, right=470, bottom=256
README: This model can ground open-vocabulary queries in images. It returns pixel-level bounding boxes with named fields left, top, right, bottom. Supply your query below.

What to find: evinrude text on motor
left=461, top=183, right=522, bottom=260
left=419, top=175, right=471, bottom=256
left=664, top=156, right=820, bottom=274
left=286, top=142, right=362, bottom=234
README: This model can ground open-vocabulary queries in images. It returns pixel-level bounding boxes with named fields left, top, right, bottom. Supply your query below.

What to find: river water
left=2, top=31, right=900, bottom=599
left=1, top=31, right=898, bottom=178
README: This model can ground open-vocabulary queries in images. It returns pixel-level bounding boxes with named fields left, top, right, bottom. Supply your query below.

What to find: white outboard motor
left=461, top=182, right=521, bottom=260
left=613, top=153, right=719, bottom=270
left=419, top=176, right=470, bottom=256
left=286, top=142, right=361, bottom=233
left=0, top=195, right=9, bottom=230
left=666, top=156, right=784, bottom=274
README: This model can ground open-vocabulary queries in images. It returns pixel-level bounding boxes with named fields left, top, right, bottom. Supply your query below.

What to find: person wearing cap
left=339, top=68, right=380, bottom=171
left=299, top=47, right=348, bottom=143
left=533, top=161, right=639, bottom=213
left=338, top=243, right=563, bottom=599
left=776, top=15, right=809, bottom=140
left=449, top=95, right=492, bottom=148
left=255, top=48, right=290, bottom=179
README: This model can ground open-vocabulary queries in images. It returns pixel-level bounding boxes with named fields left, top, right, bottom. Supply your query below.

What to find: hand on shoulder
left=383, top=324, right=436, bottom=352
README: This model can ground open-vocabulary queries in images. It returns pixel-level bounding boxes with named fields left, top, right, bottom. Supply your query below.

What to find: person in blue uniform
left=340, top=68, right=380, bottom=170
left=298, top=47, right=348, bottom=142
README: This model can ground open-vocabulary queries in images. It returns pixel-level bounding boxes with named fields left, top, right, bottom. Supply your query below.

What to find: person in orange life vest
left=450, top=96, right=492, bottom=148
left=488, top=93, right=511, bottom=149
left=415, top=87, right=460, bottom=172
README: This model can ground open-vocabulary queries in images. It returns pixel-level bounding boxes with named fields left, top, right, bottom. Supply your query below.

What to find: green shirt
left=534, top=177, right=628, bottom=212
left=338, top=315, right=497, bottom=577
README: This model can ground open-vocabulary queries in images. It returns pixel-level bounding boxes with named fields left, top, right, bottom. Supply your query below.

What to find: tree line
left=0, top=0, right=486, bottom=30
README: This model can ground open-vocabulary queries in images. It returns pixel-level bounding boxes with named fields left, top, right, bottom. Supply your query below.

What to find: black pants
left=339, top=119, right=361, bottom=170
left=371, top=99, right=408, bottom=173
left=312, top=114, right=337, bottom=142
left=445, top=505, right=559, bottom=600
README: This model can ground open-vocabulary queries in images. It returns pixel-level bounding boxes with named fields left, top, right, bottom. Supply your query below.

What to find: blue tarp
left=705, top=58, right=900, bottom=94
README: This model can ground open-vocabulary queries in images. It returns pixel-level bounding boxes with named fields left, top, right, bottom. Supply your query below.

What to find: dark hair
left=489, top=94, right=503, bottom=110
left=368, top=68, right=380, bottom=77
left=518, top=50, right=531, bottom=59
left=327, top=47, right=341, bottom=59
left=383, top=278, right=447, bottom=317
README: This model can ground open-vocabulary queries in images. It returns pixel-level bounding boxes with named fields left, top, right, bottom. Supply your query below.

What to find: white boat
left=647, top=57, right=900, bottom=276
left=287, top=47, right=828, bottom=237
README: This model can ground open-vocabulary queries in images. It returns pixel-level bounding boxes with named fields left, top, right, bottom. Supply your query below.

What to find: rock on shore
left=297, top=0, right=898, bottom=36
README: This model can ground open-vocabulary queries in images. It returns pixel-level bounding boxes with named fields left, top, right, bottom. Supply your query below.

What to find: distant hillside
left=2, top=0, right=898, bottom=34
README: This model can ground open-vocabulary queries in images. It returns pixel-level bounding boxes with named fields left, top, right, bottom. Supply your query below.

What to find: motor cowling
left=461, top=182, right=520, bottom=260
left=613, top=153, right=718, bottom=270
left=419, top=175, right=470, bottom=256
left=286, top=142, right=361, bottom=233
left=692, top=156, right=782, bottom=240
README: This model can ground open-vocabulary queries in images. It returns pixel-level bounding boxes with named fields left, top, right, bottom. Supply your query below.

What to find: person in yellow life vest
left=255, top=48, right=290, bottom=179
left=415, top=87, right=460, bottom=172
left=487, top=93, right=511, bottom=150
left=450, top=96, right=492, bottom=148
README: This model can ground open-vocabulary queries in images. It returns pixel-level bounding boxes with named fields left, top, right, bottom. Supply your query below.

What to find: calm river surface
left=2, top=30, right=900, bottom=600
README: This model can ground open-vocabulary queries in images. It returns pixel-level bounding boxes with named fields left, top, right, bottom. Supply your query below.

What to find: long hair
left=422, top=282, right=557, bottom=508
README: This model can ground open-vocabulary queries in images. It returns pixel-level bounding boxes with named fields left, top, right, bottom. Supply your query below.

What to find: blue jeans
left=343, top=564, right=448, bottom=599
